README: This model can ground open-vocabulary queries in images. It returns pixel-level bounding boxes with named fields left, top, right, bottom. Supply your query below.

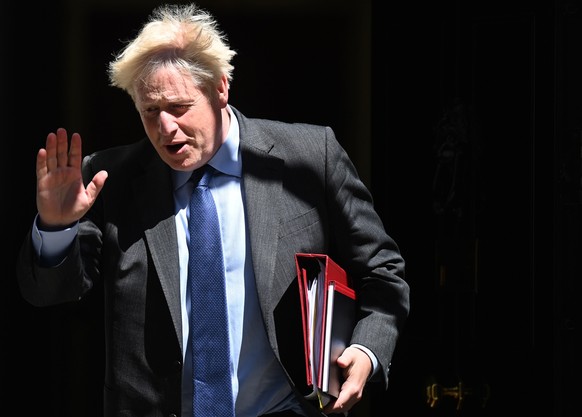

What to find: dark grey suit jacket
left=17, top=106, right=409, bottom=417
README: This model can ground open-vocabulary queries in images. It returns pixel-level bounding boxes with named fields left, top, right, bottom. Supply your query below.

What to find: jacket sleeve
left=322, top=125, right=410, bottom=388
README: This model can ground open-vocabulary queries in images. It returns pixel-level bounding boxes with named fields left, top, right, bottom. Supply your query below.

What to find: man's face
left=134, top=67, right=226, bottom=172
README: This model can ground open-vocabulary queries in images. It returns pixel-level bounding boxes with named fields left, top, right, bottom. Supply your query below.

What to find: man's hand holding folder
left=295, top=253, right=361, bottom=412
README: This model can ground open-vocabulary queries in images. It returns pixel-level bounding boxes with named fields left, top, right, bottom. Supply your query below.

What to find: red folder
left=295, top=253, right=356, bottom=407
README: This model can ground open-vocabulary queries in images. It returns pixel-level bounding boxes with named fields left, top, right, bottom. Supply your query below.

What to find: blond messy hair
left=108, top=3, right=236, bottom=99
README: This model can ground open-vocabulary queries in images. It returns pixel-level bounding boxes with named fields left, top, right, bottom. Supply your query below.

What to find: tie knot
left=191, top=165, right=213, bottom=188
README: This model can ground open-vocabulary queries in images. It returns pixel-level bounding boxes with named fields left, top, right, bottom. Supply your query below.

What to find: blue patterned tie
left=188, top=166, right=235, bottom=417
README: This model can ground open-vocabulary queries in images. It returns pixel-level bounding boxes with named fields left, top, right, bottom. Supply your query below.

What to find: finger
left=36, top=148, right=48, bottom=180
left=68, top=132, right=83, bottom=169
left=323, top=392, right=353, bottom=415
left=85, top=170, right=109, bottom=204
left=56, top=127, right=69, bottom=168
left=44, top=131, right=58, bottom=173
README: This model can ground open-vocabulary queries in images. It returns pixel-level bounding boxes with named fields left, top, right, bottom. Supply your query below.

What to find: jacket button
left=173, top=360, right=182, bottom=372
left=169, top=414, right=177, bottom=417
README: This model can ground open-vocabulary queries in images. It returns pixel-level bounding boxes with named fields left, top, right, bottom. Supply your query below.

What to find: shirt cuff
left=33, top=213, right=78, bottom=265
left=350, top=343, right=379, bottom=379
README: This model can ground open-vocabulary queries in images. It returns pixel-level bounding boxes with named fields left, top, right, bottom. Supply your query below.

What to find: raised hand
left=36, top=128, right=108, bottom=229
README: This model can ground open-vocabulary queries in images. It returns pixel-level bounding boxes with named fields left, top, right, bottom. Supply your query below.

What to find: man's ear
left=217, top=74, right=229, bottom=107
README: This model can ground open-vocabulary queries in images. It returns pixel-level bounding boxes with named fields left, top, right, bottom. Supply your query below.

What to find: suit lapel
left=237, top=113, right=285, bottom=330
left=236, top=110, right=312, bottom=380
left=132, top=151, right=183, bottom=350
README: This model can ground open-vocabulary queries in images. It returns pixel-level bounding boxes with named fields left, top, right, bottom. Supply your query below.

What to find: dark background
left=1, top=0, right=580, bottom=416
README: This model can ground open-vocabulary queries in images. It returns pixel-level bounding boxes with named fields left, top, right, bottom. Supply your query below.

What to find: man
left=16, top=3, right=409, bottom=416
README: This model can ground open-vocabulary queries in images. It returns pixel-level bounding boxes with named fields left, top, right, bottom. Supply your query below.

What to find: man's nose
left=159, top=111, right=177, bottom=135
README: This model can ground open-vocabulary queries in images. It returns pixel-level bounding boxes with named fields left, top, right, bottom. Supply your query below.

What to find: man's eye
left=174, top=104, right=192, bottom=111
left=140, top=108, right=159, bottom=120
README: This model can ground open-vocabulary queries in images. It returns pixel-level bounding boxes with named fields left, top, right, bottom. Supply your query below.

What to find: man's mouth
left=166, top=143, right=183, bottom=153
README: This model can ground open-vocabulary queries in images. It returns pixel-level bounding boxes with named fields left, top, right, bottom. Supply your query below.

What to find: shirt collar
left=173, top=105, right=241, bottom=190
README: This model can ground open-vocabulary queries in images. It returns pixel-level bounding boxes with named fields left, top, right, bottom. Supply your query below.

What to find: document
left=295, top=253, right=356, bottom=408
